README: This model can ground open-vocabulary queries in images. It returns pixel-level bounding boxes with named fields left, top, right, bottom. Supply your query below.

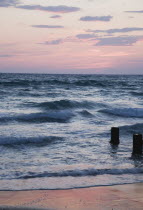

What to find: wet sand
left=0, top=183, right=143, bottom=210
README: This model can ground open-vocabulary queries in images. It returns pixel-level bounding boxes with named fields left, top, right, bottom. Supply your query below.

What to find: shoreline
left=0, top=181, right=143, bottom=192
left=0, top=183, right=143, bottom=209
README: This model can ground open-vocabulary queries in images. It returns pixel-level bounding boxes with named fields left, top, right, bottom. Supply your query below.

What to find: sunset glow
left=0, top=0, right=143, bottom=74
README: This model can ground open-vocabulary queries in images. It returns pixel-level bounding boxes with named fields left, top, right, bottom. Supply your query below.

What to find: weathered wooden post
left=132, top=134, right=142, bottom=155
left=110, top=127, right=120, bottom=145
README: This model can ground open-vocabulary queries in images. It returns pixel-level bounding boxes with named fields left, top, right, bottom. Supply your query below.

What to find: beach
left=0, top=183, right=143, bottom=209
left=1, top=0, right=143, bottom=208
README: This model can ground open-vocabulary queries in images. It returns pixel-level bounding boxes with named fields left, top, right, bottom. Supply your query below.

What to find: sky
left=0, top=0, right=143, bottom=74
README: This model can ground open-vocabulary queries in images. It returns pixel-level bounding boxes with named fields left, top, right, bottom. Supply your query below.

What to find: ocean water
left=0, top=73, right=143, bottom=190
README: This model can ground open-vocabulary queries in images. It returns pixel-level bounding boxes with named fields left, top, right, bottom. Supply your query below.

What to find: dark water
left=0, top=73, right=143, bottom=190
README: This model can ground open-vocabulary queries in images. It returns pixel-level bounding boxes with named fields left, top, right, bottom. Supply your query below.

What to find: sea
left=0, top=73, right=143, bottom=191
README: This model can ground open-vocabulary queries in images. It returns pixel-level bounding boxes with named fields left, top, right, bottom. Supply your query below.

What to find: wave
left=0, top=78, right=134, bottom=88
left=130, top=91, right=143, bottom=97
left=120, top=123, right=143, bottom=134
left=0, top=136, right=64, bottom=146
left=0, top=80, right=36, bottom=87
left=26, top=100, right=95, bottom=110
left=11, top=168, right=143, bottom=180
left=0, top=110, right=74, bottom=124
left=99, top=108, right=143, bottom=118
left=79, top=110, right=94, bottom=117
left=74, top=80, right=106, bottom=87
left=0, top=79, right=100, bottom=87
left=0, top=79, right=68, bottom=87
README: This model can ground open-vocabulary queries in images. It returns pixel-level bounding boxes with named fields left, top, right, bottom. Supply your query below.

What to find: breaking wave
left=7, top=168, right=143, bottom=180
left=130, top=91, right=143, bottom=97
left=0, top=110, right=74, bottom=123
left=79, top=110, right=94, bottom=117
left=99, top=108, right=143, bottom=118
left=120, top=123, right=143, bottom=134
left=0, top=136, right=64, bottom=146
left=26, top=99, right=95, bottom=110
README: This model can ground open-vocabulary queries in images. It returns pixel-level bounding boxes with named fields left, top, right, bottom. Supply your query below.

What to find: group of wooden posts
left=110, top=127, right=143, bottom=155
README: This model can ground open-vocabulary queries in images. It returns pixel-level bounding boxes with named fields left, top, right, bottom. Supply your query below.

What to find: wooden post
left=110, top=127, right=119, bottom=145
left=132, top=134, right=142, bottom=155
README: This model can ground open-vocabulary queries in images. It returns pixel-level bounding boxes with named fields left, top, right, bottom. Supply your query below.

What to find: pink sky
left=0, top=0, right=143, bottom=74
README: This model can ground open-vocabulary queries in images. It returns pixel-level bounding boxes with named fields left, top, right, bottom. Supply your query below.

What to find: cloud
left=50, top=15, right=61, bottom=18
left=38, top=36, right=80, bottom=45
left=76, top=34, right=97, bottom=39
left=0, top=43, right=17, bottom=47
left=95, top=36, right=143, bottom=46
left=0, top=1, right=80, bottom=13
left=0, top=54, right=14, bottom=57
left=40, top=39, right=63, bottom=45
left=80, top=15, right=112, bottom=22
left=16, top=5, right=80, bottom=13
left=32, top=25, right=64, bottom=29
left=128, top=16, right=134, bottom=19
left=89, top=27, right=143, bottom=34
left=125, top=10, right=143, bottom=13
left=0, top=0, right=19, bottom=7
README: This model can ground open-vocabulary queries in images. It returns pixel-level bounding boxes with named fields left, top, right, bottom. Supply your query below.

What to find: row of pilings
left=110, top=127, right=143, bottom=156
